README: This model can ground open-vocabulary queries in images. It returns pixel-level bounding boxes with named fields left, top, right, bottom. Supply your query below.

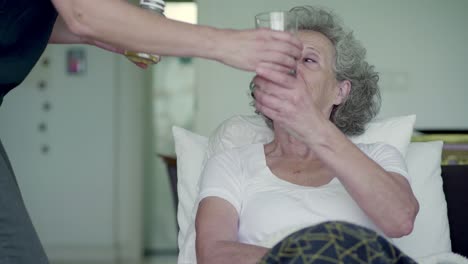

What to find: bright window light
left=165, top=2, right=197, bottom=24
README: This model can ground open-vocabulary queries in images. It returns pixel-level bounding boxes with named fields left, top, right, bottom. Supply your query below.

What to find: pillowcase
left=393, top=141, right=451, bottom=258
left=349, top=115, right=416, bottom=157
left=173, top=126, right=208, bottom=261
left=206, top=114, right=416, bottom=159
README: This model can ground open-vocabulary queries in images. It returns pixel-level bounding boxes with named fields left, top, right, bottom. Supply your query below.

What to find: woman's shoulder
left=200, top=144, right=264, bottom=188
left=355, top=142, right=401, bottom=156
left=356, top=142, right=407, bottom=169
left=204, top=143, right=265, bottom=172
left=209, top=143, right=264, bottom=160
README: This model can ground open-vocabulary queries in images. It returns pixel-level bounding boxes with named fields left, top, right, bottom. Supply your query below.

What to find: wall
left=0, top=45, right=115, bottom=254
left=194, top=0, right=468, bottom=135
left=0, top=44, right=145, bottom=262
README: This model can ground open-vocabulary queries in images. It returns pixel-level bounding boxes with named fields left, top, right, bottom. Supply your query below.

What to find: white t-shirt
left=197, top=142, right=409, bottom=247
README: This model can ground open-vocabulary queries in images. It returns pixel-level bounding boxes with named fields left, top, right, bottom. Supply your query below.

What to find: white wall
left=0, top=45, right=145, bottom=262
left=1, top=45, right=116, bottom=250
left=194, top=0, right=468, bottom=135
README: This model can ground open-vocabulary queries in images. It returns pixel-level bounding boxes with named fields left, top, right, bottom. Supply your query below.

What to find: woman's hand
left=253, top=64, right=326, bottom=145
left=215, top=29, right=303, bottom=72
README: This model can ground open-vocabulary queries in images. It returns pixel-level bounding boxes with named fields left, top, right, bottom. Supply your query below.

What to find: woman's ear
left=334, top=80, right=351, bottom=105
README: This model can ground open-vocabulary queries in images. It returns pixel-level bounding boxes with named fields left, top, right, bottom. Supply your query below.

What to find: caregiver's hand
left=215, top=29, right=303, bottom=72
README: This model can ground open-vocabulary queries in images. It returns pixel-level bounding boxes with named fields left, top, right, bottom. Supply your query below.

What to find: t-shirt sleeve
left=358, top=142, right=410, bottom=183
left=197, top=150, right=244, bottom=214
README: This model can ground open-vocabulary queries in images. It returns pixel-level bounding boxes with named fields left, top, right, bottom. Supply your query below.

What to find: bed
left=162, top=115, right=468, bottom=263
left=163, top=159, right=468, bottom=258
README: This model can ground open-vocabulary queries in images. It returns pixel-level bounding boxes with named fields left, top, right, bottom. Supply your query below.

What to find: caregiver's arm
left=49, top=16, right=82, bottom=44
left=49, top=0, right=302, bottom=72
left=50, top=16, right=125, bottom=54
left=196, top=197, right=268, bottom=264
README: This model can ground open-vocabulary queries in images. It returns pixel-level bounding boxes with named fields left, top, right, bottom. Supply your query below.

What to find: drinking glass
left=250, top=11, right=299, bottom=96
left=255, top=11, right=298, bottom=34
left=256, top=11, right=299, bottom=77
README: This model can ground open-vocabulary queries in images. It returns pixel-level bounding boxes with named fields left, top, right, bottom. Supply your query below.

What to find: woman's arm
left=49, top=0, right=302, bottom=72
left=196, top=197, right=269, bottom=264
left=308, top=123, right=419, bottom=238
left=253, top=66, right=419, bottom=238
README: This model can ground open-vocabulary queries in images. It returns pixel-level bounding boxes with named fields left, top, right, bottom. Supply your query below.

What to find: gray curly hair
left=251, top=6, right=381, bottom=136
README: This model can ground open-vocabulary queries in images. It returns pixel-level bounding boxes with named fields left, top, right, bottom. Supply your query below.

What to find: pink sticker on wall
left=67, top=48, right=86, bottom=75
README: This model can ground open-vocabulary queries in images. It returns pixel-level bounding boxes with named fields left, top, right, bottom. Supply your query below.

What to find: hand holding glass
left=255, top=11, right=298, bottom=76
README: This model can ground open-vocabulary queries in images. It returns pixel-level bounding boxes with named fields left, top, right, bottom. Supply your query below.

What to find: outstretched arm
left=49, top=15, right=124, bottom=54
left=49, top=15, right=82, bottom=44
left=50, top=0, right=302, bottom=72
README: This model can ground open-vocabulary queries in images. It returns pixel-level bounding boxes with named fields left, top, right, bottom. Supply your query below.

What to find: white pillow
left=173, top=126, right=208, bottom=262
left=393, top=141, right=451, bottom=258
left=349, top=115, right=416, bottom=157
left=206, top=114, right=416, bottom=159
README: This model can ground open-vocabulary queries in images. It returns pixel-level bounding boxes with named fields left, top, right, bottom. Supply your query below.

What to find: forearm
left=49, top=16, right=84, bottom=44
left=197, top=240, right=268, bottom=264
left=52, top=0, right=221, bottom=60
left=311, top=120, right=418, bottom=237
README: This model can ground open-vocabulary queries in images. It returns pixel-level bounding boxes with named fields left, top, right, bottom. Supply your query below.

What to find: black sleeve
left=0, top=0, right=58, bottom=105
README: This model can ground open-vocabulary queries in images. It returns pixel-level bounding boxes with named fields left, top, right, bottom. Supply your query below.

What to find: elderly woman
left=195, top=6, right=419, bottom=264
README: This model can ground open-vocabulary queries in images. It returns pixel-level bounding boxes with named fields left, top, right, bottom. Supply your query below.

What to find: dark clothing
left=0, top=0, right=58, bottom=106
left=0, top=140, right=49, bottom=264
left=1, top=0, right=57, bottom=263
left=260, top=221, right=416, bottom=264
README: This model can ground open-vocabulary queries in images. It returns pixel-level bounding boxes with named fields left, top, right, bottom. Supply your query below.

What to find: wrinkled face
left=296, top=30, right=349, bottom=117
